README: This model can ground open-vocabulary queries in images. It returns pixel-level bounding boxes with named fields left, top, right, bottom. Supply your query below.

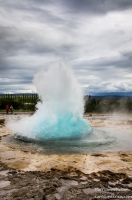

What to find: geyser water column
left=9, top=62, right=92, bottom=140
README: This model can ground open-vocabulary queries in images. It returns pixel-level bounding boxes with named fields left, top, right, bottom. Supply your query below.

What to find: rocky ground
left=0, top=162, right=132, bottom=200
left=0, top=114, right=132, bottom=199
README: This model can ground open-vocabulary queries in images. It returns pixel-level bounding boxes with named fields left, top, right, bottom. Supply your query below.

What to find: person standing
left=10, top=105, right=13, bottom=114
left=6, top=105, right=9, bottom=114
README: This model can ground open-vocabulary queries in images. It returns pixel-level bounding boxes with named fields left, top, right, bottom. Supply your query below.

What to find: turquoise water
left=14, top=114, right=92, bottom=140
left=14, top=127, right=116, bottom=154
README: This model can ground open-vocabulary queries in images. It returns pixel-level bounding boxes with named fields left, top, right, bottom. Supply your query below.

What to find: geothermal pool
left=1, top=113, right=132, bottom=176
left=3, top=114, right=132, bottom=154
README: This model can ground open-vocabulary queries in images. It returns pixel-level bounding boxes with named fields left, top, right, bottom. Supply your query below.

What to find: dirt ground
left=0, top=114, right=132, bottom=199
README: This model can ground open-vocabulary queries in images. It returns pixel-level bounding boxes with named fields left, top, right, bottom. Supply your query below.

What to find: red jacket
left=6, top=106, right=9, bottom=110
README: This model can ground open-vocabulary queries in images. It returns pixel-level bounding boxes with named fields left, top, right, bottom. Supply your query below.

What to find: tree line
left=84, top=95, right=132, bottom=113
left=0, top=93, right=132, bottom=113
left=0, top=94, right=39, bottom=111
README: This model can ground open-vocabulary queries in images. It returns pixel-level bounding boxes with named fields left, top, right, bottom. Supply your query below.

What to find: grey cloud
left=73, top=51, right=132, bottom=72
left=0, top=26, right=29, bottom=56
left=1, top=0, right=74, bottom=27
left=84, top=81, right=132, bottom=93
left=121, top=50, right=132, bottom=60
left=8, top=0, right=132, bottom=15
left=73, top=50, right=132, bottom=93
left=0, top=56, right=8, bottom=71
left=0, top=24, right=76, bottom=58
left=0, top=26, right=51, bottom=58
left=0, top=85, right=33, bottom=92
left=0, top=79, right=31, bottom=86
left=60, top=0, right=132, bottom=15
left=0, top=0, right=132, bottom=93
left=89, top=57, right=132, bottom=70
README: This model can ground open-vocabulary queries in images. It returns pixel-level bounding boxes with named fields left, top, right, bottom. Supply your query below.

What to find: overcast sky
left=0, top=0, right=132, bottom=94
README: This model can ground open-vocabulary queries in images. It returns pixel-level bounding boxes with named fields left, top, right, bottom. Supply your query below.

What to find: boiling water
left=7, top=62, right=115, bottom=151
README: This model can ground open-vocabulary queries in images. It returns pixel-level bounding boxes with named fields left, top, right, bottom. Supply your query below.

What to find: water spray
left=8, top=61, right=92, bottom=141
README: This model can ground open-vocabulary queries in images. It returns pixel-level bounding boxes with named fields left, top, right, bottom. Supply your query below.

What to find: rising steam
left=8, top=61, right=92, bottom=140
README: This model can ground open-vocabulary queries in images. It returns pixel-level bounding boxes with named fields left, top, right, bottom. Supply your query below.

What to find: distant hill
left=87, top=92, right=132, bottom=98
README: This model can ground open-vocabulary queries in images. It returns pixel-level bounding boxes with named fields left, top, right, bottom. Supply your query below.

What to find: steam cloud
left=8, top=61, right=92, bottom=140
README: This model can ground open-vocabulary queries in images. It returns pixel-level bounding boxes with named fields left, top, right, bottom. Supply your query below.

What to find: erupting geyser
left=8, top=62, right=92, bottom=141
